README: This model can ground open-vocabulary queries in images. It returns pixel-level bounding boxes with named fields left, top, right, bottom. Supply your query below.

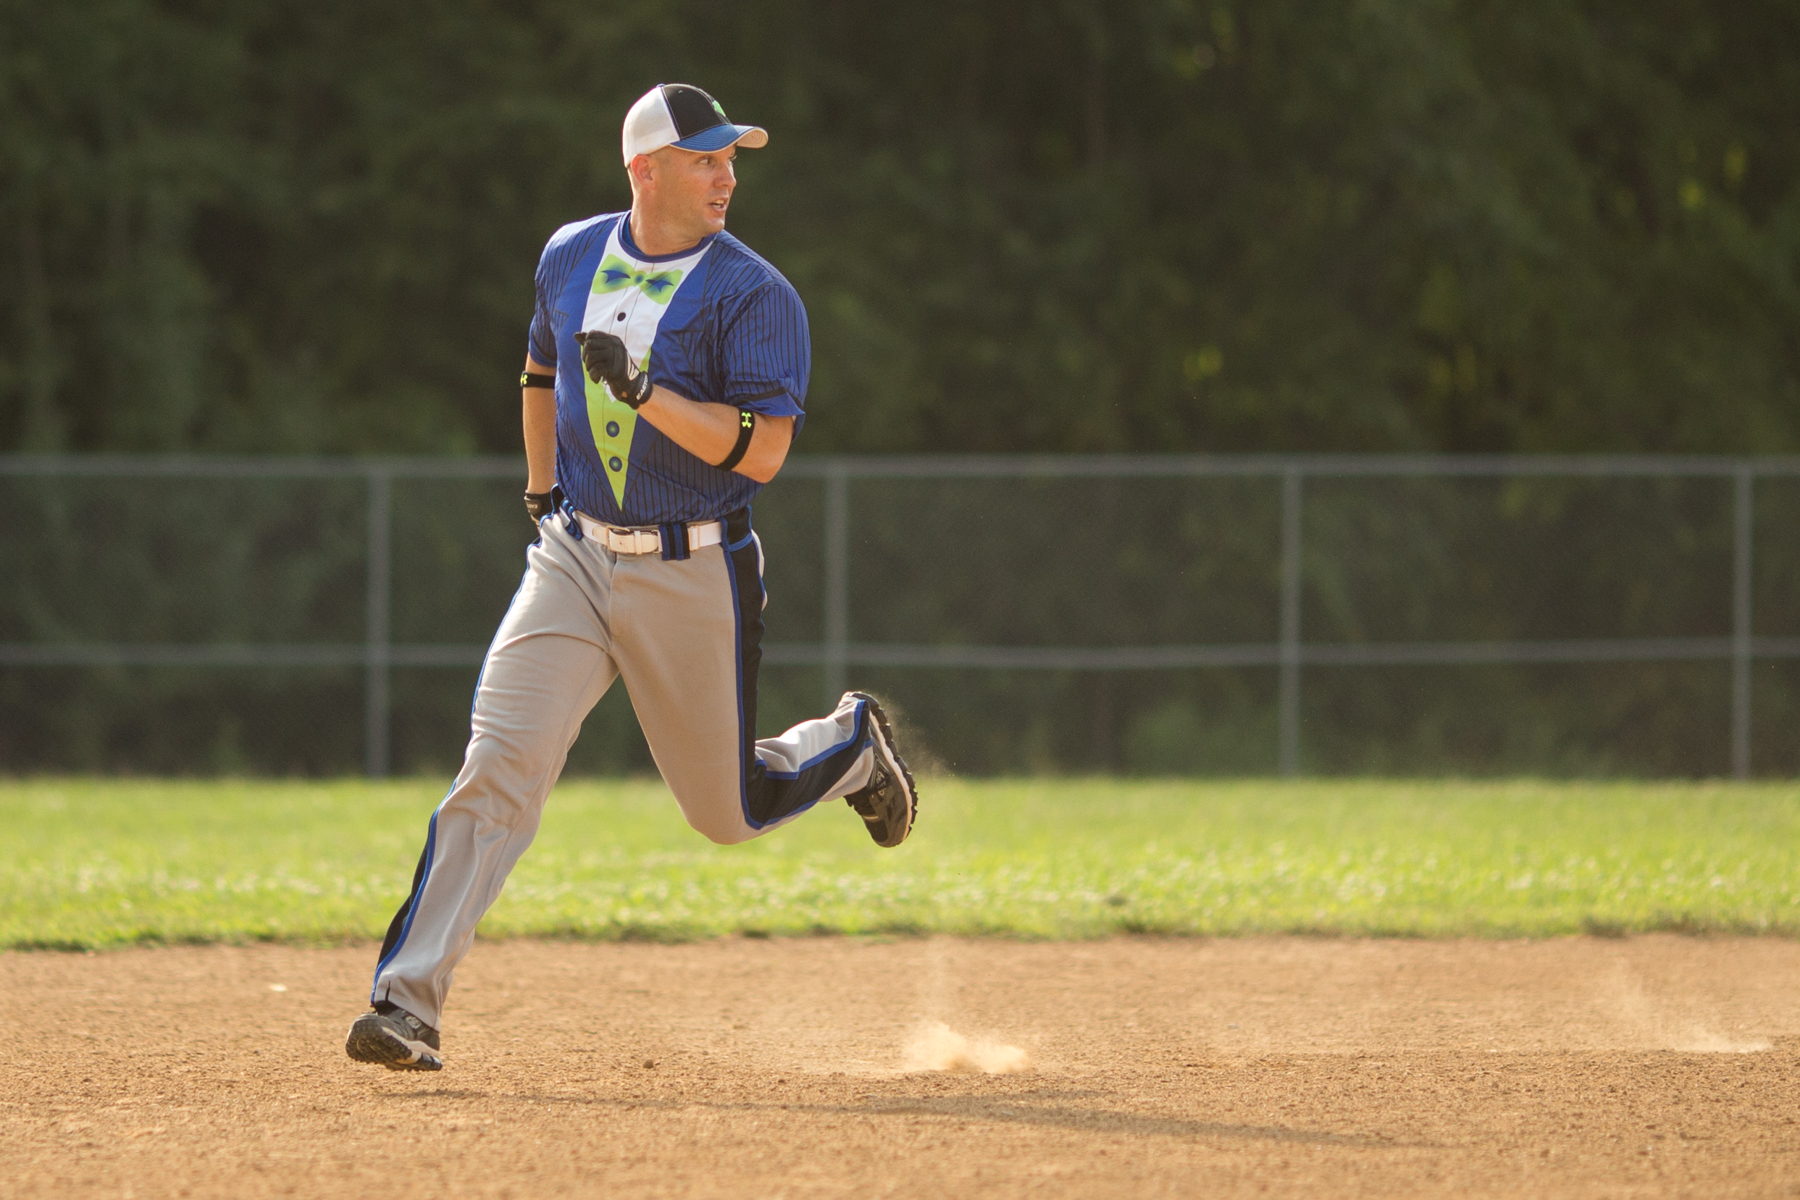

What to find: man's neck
left=628, top=207, right=704, bottom=258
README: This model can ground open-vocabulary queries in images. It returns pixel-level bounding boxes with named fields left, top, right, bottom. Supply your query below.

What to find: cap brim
left=672, top=124, right=768, bottom=153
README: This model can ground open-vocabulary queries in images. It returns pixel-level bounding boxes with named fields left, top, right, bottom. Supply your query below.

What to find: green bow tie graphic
left=592, top=255, right=684, bottom=304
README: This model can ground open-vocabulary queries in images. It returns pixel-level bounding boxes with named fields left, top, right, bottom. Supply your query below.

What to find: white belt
left=573, top=512, right=725, bottom=556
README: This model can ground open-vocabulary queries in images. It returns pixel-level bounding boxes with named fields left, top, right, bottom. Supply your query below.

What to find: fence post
left=1278, top=467, right=1303, bottom=777
left=1732, top=466, right=1753, bottom=780
left=823, top=459, right=850, bottom=707
left=365, top=468, right=392, bottom=778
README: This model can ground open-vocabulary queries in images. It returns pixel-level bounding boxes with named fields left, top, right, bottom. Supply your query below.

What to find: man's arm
left=637, top=387, right=794, bottom=484
left=572, top=329, right=797, bottom=484
left=522, top=355, right=557, bottom=494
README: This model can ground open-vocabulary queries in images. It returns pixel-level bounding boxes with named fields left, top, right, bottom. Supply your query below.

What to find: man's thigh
left=608, top=542, right=750, bottom=841
left=466, top=522, right=619, bottom=776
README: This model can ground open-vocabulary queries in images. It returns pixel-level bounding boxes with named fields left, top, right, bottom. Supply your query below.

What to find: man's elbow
left=738, top=418, right=794, bottom=483
left=739, top=452, right=786, bottom=484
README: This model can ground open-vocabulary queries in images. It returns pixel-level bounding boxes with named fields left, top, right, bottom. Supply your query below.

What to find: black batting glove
left=575, top=330, right=653, bottom=409
left=523, top=484, right=564, bottom=526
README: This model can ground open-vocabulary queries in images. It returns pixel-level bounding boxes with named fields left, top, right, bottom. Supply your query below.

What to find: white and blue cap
left=621, top=83, right=768, bottom=165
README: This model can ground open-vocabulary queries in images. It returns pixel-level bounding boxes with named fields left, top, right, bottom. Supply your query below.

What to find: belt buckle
left=607, top=526, right=658, bottom=555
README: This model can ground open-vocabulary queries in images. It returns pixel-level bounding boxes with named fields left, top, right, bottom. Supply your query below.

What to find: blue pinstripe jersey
left=527, top=212, right=810, bottom=525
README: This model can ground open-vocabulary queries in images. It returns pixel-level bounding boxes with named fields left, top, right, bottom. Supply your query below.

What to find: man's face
left=641, top=145, right=737, bottom=240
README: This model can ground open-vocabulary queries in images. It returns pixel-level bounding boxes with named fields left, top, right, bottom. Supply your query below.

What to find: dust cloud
left=903, top=1021, right=1033, bottom=1074
left=1608, top=970, right=1771, bottom=1053
left=904, top=939, right=1034, bottom=1073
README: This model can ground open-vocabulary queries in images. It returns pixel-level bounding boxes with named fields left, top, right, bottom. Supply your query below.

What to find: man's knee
left=682, top=806, right=759, bottom=846
left=450, top=735, right=559, bottom=817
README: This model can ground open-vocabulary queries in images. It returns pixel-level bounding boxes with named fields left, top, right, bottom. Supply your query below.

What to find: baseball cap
left=621, top=84, right=768, bottom=165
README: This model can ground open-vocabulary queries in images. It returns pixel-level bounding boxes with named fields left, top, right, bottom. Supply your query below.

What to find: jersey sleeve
left=718, top=282, right=810, bottom=420
left=528, top=221, right=604, bottom=368
left=526, top=244, right=560, bottom=368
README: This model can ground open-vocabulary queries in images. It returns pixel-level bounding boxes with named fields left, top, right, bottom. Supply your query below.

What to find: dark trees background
left=4, top=0, right=1800, bottom=776
left=3, top=0, right=1798, bottom=458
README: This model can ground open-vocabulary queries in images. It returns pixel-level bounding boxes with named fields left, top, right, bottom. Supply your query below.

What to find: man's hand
left=524, top=486, right=560, bottom=524
left=575, top=331, right=653, bottom=409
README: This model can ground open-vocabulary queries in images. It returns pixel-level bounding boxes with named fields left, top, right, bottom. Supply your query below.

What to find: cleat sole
left=851, top=692, right=918, bottom=847
left=346, top=1014, right=443, bottom=1071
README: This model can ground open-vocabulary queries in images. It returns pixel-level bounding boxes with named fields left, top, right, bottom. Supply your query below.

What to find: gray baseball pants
left=370, top=508, right=877, bottom=1028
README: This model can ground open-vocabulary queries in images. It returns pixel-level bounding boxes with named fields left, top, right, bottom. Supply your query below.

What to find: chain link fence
left=6, top=454, right=1800, bottom=777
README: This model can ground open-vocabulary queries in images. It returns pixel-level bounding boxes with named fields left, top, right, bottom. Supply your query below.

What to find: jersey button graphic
left=616, top=312, right=626, bottom=321
left=606, top=421, right=620, bottom=437
left=609, top=456, right=623, bottom=471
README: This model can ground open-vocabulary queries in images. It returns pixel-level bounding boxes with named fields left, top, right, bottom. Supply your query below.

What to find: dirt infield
left=2, top=936, right=1798, bottom=1199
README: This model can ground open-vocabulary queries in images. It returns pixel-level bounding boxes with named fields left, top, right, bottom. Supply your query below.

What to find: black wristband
left=616, top=369, right=654, bottom=410
left=715, top=409, right=756, bottom=472
left=524, top=490, right=556, bottom=521
left=520, top=371, right=556, bottom=390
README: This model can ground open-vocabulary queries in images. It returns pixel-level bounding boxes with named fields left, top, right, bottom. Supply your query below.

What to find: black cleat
left=843, top=692, right=918, bottom=848
left=345, top=1003, right=443, bottom=1071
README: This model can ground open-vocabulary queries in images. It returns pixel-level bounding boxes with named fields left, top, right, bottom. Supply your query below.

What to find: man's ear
left=628, top=153, right=654, bottom=191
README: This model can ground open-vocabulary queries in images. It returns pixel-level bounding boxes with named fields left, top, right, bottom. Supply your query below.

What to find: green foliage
left=4, top=777, right=1798, bottom=949
left=1, top=1, right=1797, bottom=454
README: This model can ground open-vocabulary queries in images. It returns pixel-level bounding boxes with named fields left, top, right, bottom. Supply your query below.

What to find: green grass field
left=3, top=777, right=1798, bottom=949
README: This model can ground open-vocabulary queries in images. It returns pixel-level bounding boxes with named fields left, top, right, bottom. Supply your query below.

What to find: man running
left=345, top=83, right=917, bottom=1072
